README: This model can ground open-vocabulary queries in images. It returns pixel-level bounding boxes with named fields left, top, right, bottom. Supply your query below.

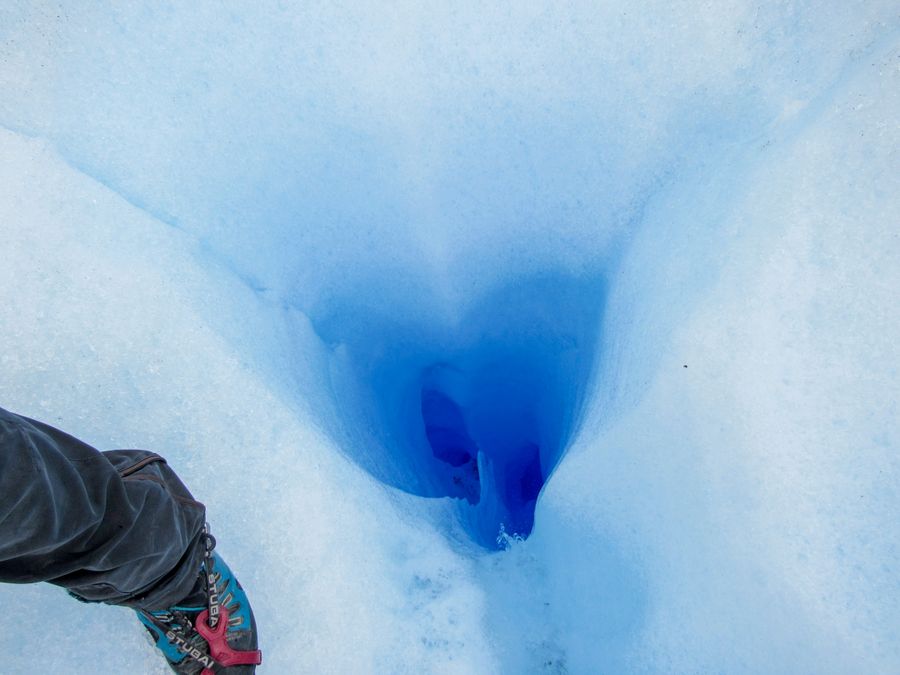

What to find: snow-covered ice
left=1, top=2, right=898, bottom=672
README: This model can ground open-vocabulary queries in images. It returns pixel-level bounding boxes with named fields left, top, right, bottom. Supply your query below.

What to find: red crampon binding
left=195, top=605, right=263, bottom=674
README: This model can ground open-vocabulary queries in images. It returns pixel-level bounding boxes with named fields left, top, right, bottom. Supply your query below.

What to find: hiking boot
left=136, top=526, right=262, bottom=674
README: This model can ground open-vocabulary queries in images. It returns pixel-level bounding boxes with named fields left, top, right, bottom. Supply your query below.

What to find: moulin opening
left=308, top=271, right=606, bottom=550
left=418, top=361, right=549, bottom=545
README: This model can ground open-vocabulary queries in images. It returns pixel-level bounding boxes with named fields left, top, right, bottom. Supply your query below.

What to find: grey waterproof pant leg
left=0, top=407, right=206, bottom=610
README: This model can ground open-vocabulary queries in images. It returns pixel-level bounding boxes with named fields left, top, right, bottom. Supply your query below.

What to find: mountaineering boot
left=136, top=526, right=262, bottom=674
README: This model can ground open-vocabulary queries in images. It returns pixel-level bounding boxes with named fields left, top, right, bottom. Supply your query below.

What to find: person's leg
left=0, top=406, right=207, bottom=610
left=0, top=406, right=261, bottom=672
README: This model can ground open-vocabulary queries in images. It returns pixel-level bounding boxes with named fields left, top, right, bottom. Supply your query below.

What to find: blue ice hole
left=309, top=270, right=605, bottom=549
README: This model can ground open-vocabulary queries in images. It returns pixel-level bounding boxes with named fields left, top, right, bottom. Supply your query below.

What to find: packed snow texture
left=1, top=2, right=898, bottom=673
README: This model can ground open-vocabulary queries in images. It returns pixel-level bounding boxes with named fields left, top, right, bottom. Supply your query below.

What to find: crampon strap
left=195, top=606, right=262, bottom=674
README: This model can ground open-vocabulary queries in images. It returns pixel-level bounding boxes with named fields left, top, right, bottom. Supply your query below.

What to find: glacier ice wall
left=1, top=1, right=898, bottom=673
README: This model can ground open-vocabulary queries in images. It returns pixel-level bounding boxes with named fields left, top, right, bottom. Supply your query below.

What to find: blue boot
left=136, top=527, right=262, bottom=674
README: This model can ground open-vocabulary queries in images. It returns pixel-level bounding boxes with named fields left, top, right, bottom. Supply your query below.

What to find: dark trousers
left=0, top=407, right=206, bottom=610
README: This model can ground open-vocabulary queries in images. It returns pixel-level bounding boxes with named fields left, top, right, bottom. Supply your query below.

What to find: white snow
left=1, top=2, right=898, bottom=673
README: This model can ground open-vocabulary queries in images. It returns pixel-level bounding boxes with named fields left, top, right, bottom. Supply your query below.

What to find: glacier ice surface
left=0, top=1, right=898, bottom=673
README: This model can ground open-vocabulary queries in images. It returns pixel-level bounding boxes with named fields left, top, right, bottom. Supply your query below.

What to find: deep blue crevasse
left=309, top=270, right=605, bottom=549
